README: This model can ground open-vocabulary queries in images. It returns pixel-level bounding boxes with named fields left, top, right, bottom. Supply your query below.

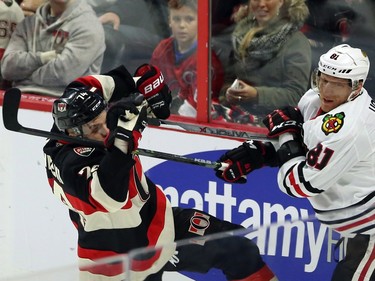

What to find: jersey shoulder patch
left=321, top=112, right=345, bottom=135
left=73, top=147, right=95, bottom=157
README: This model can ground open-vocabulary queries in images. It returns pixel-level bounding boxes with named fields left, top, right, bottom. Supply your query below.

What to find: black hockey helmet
left=53, top=87, right=107, bottom=133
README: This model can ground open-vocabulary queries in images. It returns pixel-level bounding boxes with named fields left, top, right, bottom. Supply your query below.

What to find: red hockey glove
left=262, top=106, right=304, bottom=138
left=105, top=96, right=147, bottom=153
left=211, top=102, right=257, bottom=124
left=215, top=140, right=277, bottom=183
left=134, top=64, right=172, bottom=119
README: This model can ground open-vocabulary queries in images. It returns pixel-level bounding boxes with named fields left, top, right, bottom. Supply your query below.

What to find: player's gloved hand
left=262, top=106, right=304, bottom=138
left=134, top=64, right=172, bottom=119
left=105, top=95, right=147, bottom=153
left=215, top=140, right=277, bottom=183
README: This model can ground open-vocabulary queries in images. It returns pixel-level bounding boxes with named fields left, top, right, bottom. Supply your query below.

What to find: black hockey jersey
left=43, top=65, right=175, bottom=280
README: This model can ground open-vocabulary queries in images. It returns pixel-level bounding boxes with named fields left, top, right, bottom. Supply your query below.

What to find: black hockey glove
left=134, top=64, right=172, bottom=120
left=215, top=140, right=278, bottom=183
left=262, top=106, right=304, bottom=138
left=105, top=96, right=147, bottom=153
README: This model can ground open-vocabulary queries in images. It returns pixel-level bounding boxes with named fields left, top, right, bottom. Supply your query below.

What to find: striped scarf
left=232, top=16, right=300, bottom=70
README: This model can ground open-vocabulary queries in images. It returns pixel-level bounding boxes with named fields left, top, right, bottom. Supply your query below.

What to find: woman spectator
left=221, top=0, right=311, bottom=120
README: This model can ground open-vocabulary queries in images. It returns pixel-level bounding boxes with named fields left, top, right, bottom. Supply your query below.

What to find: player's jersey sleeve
left=69, top=65, right=137, bottom=102
left=43, top=140, right=176, bottom=280
left=44, top=141, right=140, bottom=213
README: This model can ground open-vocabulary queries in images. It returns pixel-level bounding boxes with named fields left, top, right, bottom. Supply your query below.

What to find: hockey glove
left=215, top=140, right=277, bottom=183
left=134, top=64, right=172, bottom=119
left=105, top=96, right=147, bottom=153
left=262, top=106, right=304, bottom=138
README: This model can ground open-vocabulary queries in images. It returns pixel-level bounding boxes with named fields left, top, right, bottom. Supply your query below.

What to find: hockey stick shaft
left=152, top=119, right=278, bottom=147
left=134, top=148, right=220, bottom=168
left=2, top=88, right=222, bottom=169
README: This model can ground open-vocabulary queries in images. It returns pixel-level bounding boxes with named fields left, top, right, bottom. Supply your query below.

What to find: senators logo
left=57, top=102, right=67, bottom=112
left=73, top=147, right=95, bottom=157
left=189, top=212, right=210, bottom=236
left=321, top=112, right=345, bottom=135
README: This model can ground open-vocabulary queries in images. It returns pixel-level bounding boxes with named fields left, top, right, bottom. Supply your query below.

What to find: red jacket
left=150, top=37, right=224, bottom=108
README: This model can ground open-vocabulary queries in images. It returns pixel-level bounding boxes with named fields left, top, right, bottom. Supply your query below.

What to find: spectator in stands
left=210, top=0, right=247, bottom=68
left=302, top=0, right=375, bottom=98
left=150, top=0, right=224, bottom=117
left=85, top=0, right=116, bottom=13
left=18, top=0, right=45, bottom=16
left=303, top=0, right=357, bottom=68
left=1, top=0, right=105, bottom=96
left=97, top=0, right=168, bottom=73
left=220, top=0, right=311, bottom=121
left=0, top=0, right=24, bottom=89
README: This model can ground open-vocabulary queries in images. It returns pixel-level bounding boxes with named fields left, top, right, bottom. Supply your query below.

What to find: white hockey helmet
left=318, top=44, right=370, bottom=89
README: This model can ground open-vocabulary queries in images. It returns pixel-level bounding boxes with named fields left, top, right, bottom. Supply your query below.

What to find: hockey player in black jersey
left=43, top=63, right=277, bottom=281
left=216, top=44, right=375, bottom=281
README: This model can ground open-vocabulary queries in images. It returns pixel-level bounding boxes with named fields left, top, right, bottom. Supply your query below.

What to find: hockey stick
left=2, top=88, right=222, bottom=169
left=150, top=119, right=279, bottom=150
left=157, top=119, right=275, bottom=142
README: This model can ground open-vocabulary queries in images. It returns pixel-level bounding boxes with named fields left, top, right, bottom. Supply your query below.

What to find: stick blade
left=2, top=88, right=23, bottom=132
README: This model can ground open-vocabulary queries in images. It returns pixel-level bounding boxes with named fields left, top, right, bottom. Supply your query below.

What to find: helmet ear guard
left=68, top=126, right=84, bottom=137
left=310, top=68, right=320, bottom=93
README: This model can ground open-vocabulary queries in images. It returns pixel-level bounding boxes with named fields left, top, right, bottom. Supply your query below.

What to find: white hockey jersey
left=278, top=88, right=375, bottom=235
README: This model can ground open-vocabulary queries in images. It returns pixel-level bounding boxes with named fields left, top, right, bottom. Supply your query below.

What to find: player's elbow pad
left=277, top=140, right=306, bottom=166
left=262, top=141, right=279, bottom=167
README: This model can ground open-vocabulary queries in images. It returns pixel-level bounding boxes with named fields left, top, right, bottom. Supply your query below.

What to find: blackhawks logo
left=321, top=112, right=345, bottom=135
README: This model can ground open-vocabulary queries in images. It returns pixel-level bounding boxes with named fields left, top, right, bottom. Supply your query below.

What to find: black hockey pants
left=143, top=207, right=266, bottom=281
left=331, top=234, right=375, bottom=281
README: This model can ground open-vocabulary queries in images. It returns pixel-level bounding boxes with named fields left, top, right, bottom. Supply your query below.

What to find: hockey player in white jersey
left=215, top=44, right=375, bottom=281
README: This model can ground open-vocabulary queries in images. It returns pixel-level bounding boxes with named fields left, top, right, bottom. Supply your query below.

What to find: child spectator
left=1, top=0, right=105, bottom=96
left=150, top=0, right=224, bottom=117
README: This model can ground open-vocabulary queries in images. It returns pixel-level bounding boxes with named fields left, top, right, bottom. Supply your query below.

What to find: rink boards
left=0, top=100, right=340, bottom=280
